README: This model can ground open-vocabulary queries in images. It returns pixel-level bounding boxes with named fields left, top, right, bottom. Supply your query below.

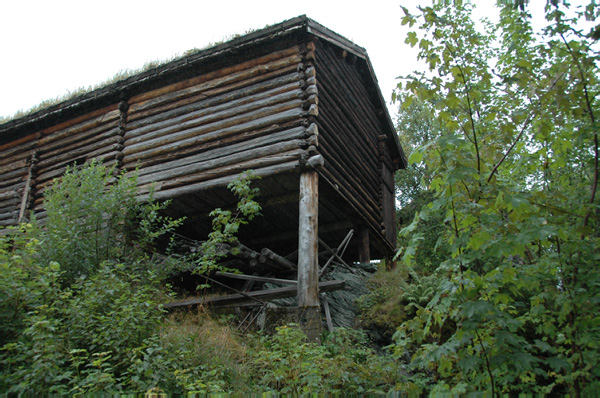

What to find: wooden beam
left=297, top=170, right=319, bottom=308
left=297, top=170, right=320, bottom=341
left=358, top=228, right=371, bottom=265
left=164, top=279, right=345, bottom=309
left=215, top=271, right=297, bottom=285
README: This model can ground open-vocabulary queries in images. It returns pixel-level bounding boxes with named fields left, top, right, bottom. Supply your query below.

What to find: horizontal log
left=0, top=158, right=28, bottom=176
left=318, top=169, right=382, bottom=240
left=138, top=160, right=300, bottom=202
left=317, top=79, right=379, bottom=176
left=164, top=279, right=345, bottom=309
left=0, top=217, right=18, bottom=226
left=0, top=141, right=37, bottom=166
left=129, top=59, right=303, bottom=124
left=133, top=125, right=308, bottom=179
left=123, top=99, right=303, bottom=158
left=34, top=158, right=119, bottom=196
left=123, top=118, right=304, bottom=171
left=0, top=173, right=27, bottom=189
left=136, top=148, right=306, bottom=196
left=0, top=211, right=18, bottom=221
left=316, top=44, right=382, bottom=150
left=0, top=190, right=19, bottom=201
left=0, top=132, right=38, bottom=154
left=317, top=139, right=381, bottom=221
left=127, top=65, right=301, bottom=126
left=39, top=126, right=120, bottom=160
left=125, top=83, right=302, bottom=147
left=135, top=138, right=307, bottom=186
left=129, top=47, right=302, bottom=111
left=0, top=163, right=29, bottom=181
left=124, top=106, right=304, bottom=162
left=37, top=134, right=120, bottom=171
left=126, top=68, right=301, bottom=132
left=261, top=248, right=297, bottom=270
left=38, top=107, right=120, bottom=144
left=36, top=142, right=122, bottom=183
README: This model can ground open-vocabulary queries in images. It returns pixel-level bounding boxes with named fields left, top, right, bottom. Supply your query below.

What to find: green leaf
left=408, top=150, right=424, bottom=165
left=406, top=32, right=418, bottom=47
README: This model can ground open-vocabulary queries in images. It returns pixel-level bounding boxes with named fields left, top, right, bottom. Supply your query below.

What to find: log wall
left=0, top=44, right=319, bottom=228
left=313, top=40, right=397, bottom=246
left=0, top=21, right=402, bottom=257
left=122, top=45, right=317, bottom=202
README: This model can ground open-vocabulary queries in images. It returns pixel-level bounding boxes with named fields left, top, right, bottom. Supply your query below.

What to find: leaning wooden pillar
left=297, top=169, right=321, bottom=342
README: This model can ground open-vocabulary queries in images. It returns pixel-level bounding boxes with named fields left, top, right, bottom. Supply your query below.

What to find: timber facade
left=0, top=16, right=405, bottom=336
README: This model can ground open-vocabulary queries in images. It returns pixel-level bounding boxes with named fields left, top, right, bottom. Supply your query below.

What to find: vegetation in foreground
left=0, top=162, right=402, bottom=395
left=1, top=1, right=599, bottom=396
left=391, top=1, right=599, bottom=396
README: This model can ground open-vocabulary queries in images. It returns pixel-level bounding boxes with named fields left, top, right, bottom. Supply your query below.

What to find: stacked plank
left=312, top=41, right=391, bottom=242
left=122, top=45, right=318, bottom=202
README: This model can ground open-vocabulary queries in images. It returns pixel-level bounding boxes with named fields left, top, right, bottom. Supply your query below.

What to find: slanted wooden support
left=297, top=169, right=320, bottom=341
left=18, top=151, right=38, bottom=223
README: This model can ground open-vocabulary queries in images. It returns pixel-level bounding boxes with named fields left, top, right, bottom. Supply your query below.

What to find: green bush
left=250, top=325, right=401, bottom=394
left=38, top=160, right=183, bottom=286
left=0, top=161, right=402, bottom=394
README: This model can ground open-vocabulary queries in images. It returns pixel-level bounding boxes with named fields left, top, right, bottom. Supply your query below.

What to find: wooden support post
left=297, top=170, right=321, bottom=342
left=358, top=228, right=371, bottom=265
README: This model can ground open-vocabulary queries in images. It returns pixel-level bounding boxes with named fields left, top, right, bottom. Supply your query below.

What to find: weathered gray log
left=316, top=44, right=381, bottom=154
left=317, top=114, right=380, bottom=196
left=124, top=118, right=304, bottom=171
left=260, top=248, right=297, bottom=271
left=39, top=127, right=120, bottom=161
left=125, top=84, right=303, bottom=147
left=127, top=65, right=301, bottom=127
left=18, top=152, right=38, bottom=223
left=136, top=148, right=306, bottom=196
left=123, top=101, right=304, bottom=160
left=134, top=125, right=309, bottom=180
left=138, top=160, right=300, bottom=202
left=297, top=170, right=320, bottom=334
left=164, top=279, right=345, bottom=309
left=128, top=47, right=302, bottom=111
left=0, top=158, right=28, bottom=175
left=320, top=293, right=334, bottom=332
left=318, top=159, right=382, bottom=232
left=130, top=56, right=302, bottom=115
left=36, top=135, right=121, bottom=172
left=38, top=107, right=120, bottom=146
left=134, top=137, right=308, bottom=186
left=36, top=144, right=122, bottom=184
left=0, top=190, right=19, bottom=202
left=0, top=134, right=38, bottom=159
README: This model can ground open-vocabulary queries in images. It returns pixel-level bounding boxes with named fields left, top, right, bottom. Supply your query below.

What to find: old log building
left=0, top=16, right=406, bottom=336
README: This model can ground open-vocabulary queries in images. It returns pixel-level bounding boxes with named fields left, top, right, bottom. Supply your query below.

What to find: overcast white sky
left=0, top=0, right=559, bottom=120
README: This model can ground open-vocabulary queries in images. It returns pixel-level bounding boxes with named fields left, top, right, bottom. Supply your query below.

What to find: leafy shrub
left=356, top=265, right=411, bottom=344
left=127, top=312, right=251, bottom=394
left=0, top=162, right=403, bottom=395
left=251, top=325, right=401, bottom=394
left=38, top=160, right=183, bottom=286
